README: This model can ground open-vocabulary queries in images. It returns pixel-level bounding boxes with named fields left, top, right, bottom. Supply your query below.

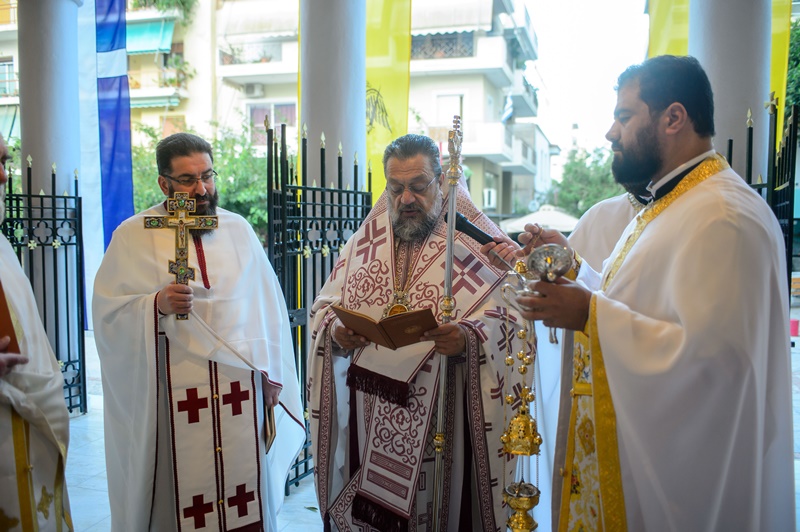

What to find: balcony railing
left=0, top=78, right=18, bottom=97
left=411, top=32, right=474, bottom=60
left=129, top=69, right=185, bottom=90
left=220, top=41, right=283, bottom=66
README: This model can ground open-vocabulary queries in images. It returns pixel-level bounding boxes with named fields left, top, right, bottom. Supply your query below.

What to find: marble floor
left=67, top=322, right=800, bottom=531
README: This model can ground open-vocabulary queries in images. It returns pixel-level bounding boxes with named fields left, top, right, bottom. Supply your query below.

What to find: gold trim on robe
left=561, top=154, right=728, bottom=531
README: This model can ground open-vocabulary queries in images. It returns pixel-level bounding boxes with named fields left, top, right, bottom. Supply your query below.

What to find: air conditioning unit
left=244, top=83, right=265, bottom=98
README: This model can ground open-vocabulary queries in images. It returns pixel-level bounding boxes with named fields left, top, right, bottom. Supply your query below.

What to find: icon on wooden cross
left=144, top=192, right=219, bottom=320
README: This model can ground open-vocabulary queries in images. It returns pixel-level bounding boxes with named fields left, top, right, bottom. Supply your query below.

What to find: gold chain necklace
left=383, top=240, right=419, bottom=317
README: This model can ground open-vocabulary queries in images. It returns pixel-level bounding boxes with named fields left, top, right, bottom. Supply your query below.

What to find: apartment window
left=484, top=171, right=498, bottom=211
left=0, top=58, right=15, bottom=96
left=411, top=32, right=474, bottom=60
left=249, top=102, right=297, bottom=145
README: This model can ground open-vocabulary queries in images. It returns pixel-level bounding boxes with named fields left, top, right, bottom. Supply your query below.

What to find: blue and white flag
left=78, top=0, right=134, bottom=325
left=501, top=93, right=514, bottom=123
left=94, top=0, right=134, bottom=248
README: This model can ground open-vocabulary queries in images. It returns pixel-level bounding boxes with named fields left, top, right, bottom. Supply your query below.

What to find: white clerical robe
left=572, top=160, right=794, bottom=530
left=93, top=205, right=305, bottom=531
left=542, top=193, right=642, bottom=531
left=309, top=184, right=529, bottom=531
left=0, top=233, right=72, bottom=530
left=568, top=193, right=641, bottom=272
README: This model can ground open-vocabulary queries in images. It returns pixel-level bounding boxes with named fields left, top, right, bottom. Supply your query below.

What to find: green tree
left=547, top=148, right=623, bottom=218
left=131, top=124, right=164, bottom=213
left=787, top=19, right=800, bottom=110
left=212, top=125, right=270, bottom=242
left=130, top=122, right=271, bottom=243
left=130, top=0, right=197, bottom=24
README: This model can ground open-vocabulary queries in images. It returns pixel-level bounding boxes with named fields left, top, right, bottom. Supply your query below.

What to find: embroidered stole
left=157, top=249, right=265, bottom=531
left=561, top=155, right=728, bottom=532
left=329, top=190, right=505, bottom=529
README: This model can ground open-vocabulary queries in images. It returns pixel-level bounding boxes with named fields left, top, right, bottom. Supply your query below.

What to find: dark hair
left=156, top=132, right=214, bottom=176
left=382, top=134, right=442, bottom=178
left=617, top=55, right=715, bottom=137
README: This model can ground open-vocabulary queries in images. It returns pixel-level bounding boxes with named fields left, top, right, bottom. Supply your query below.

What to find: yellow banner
left=771, top=0, right=791, bottom=136
left=366, top=0, right=412, bottom=202
left=647, top=0, right=689, bottom=58
left=647, top=0, right=792, bottom=147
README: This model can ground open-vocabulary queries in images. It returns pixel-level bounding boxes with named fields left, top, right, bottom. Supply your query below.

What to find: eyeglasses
left=162, top=170, right=218, bottom=187
left=386, top=176, right=438, bottom=197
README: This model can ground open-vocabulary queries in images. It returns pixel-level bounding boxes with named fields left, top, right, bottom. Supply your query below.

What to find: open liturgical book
left=332, top=305, right=438, bottom=350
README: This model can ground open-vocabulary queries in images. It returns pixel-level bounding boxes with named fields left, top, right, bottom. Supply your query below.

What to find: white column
left=688, top=0, right=770, bottom=180
left=18, top=0, right=82, bottom=193
left=17, top=0, right=83, bottom=386
left=300, top=0, right=366, bottom=188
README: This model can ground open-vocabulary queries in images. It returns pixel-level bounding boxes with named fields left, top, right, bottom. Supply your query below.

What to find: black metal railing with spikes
left=266, top=121, right=373, bottom=493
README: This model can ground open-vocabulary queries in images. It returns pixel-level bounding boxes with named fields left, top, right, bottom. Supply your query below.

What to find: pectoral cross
left=144, top=192, right=219, bottom=319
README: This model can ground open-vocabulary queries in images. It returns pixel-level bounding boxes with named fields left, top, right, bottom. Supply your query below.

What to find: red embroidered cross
left=227, top=483, right=255, bottom=518
left=496, top=322, right=511, bottom=352
left=330, top=258, right=347, bottom=280
left=467, top=319, right=488, bottom=342
left=177, top=388, right=209, bottom=424
left=354, top=219, right=386, bottom=264
left=222, top=381, right=250, bottom=416
left=183, top=494, right=214, bottom=528
left=489, top=372, right=505, bottom=401
left=452, top=254, right=486, bottom=295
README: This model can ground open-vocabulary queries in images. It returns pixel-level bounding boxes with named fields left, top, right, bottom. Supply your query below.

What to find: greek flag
left=93, top=0, right=134, bottom=248
left=78, top=0, right=134, bottom=324
left=501, top=93, right=514, bottom=123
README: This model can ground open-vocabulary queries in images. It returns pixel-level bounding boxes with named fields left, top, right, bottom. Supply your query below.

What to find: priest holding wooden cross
left=93, top=132, right=304, bottom=531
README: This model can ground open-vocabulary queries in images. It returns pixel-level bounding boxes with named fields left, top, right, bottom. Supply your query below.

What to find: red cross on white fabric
left=330, top=258, right=347, bottom=281
left=354, top=219, right=387, bottom=264
left=183, top=494, right=214, bottom=528
left=227, top=483, right=255, bottom=518
left=222, top=381, right=250, bottom=416
left=177, top=388, right=209, bottom=424
left=489, top=372, right=505, bottom=401
left=464, top=318, right=488, bottom=342
left=451, top=254, right=486, bottom=295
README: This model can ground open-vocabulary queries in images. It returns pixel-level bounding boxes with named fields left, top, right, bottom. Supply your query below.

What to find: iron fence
left=266, top=123, right=373, bottom=494
left=2, top=164, right=87, bottom=413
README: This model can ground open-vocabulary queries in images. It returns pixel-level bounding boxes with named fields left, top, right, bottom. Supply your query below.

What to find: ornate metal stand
left=432, top=116, right=462, bottom=531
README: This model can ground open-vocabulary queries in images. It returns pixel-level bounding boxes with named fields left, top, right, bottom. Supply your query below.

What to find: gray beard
left=389, top=189, right=444, bottom=243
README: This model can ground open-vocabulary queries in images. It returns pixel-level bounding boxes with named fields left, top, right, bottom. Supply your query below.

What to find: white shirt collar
left=646, top=149, right=716, bottom=197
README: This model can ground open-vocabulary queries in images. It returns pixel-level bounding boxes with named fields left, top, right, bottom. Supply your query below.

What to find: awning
left=0, top=105, right=20, bottom=140
left=499, top=205, right=580, bottom=234
left=126, top=20, right=175, bottom=55
left=411, top=0, right=492, bottom=35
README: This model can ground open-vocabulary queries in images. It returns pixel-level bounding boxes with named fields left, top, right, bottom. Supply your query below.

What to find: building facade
left=0, top=0, right=560, bottom=218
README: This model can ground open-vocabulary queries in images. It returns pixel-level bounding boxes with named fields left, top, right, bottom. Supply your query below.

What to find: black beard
left=611, top=123, right=662, bottom=189
left=167, top=186, right=219, bottom=238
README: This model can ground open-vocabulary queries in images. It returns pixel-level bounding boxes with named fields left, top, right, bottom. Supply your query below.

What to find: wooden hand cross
left=144, top=192, right=219, bottom=320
